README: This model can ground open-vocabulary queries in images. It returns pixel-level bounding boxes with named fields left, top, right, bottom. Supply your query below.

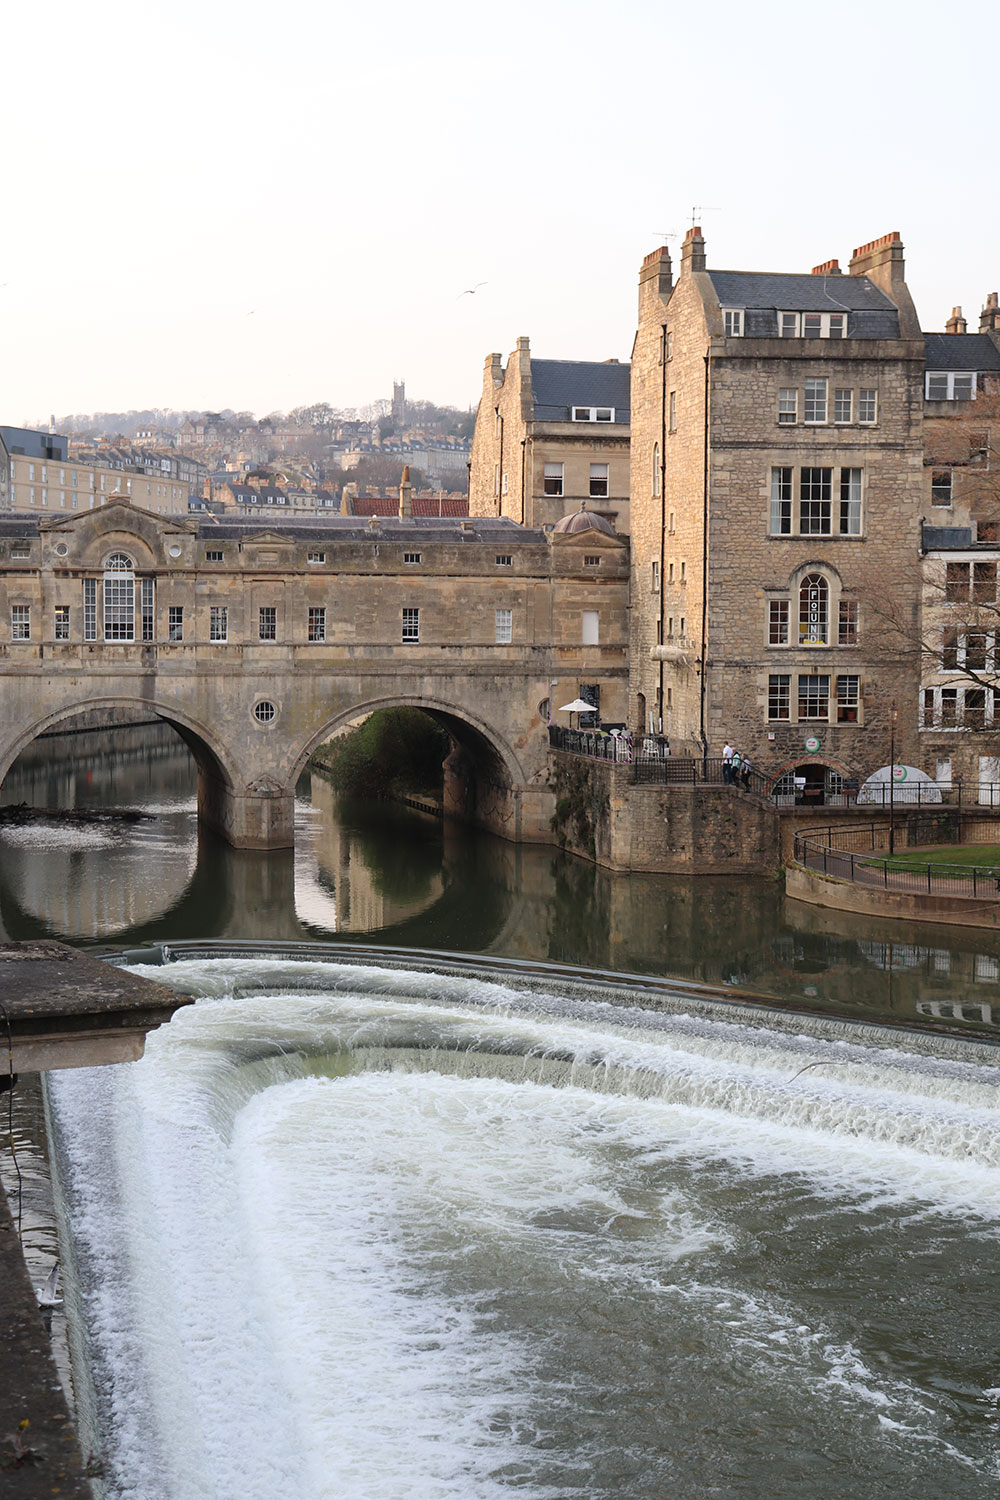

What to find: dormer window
left=779, top=312, right=846, bottom=338
left=926, top=371, right=976, bottom=401
left=723, top=309, right=744, bottom=337
left=572, top=406, right=614, bottom=422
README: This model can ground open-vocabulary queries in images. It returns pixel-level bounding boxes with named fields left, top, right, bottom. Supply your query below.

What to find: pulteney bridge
left=0, top=499, right=629, bottom=847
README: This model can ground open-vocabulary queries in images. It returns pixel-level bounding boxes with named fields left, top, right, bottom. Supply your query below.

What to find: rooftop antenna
left=690, top=205, right=720, bottom=225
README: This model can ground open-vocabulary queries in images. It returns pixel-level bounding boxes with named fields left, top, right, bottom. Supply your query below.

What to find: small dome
left=552, top=506, right=617, bottom=537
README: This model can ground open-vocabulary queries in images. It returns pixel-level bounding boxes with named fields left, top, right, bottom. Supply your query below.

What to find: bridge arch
left=292, top=693, right=528, bottom=790
left=0, top=696, right=244, bottom=843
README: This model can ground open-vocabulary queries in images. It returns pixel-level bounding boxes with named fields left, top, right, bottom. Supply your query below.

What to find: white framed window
left=259, top=607, right=277, bottom=640
left=920, top=684, right=995, bottom=730
left=54, top=604, right=70, bottom=640
left=778, top=388, right=797, bottom=425
left=584, top=554, right=601, bottom=566
left=495, top=608, right=512, bottom=644
left=103, top=553, right=135, bottom=641
left=571, top=406, right=614, bottom=422
left=501, top=471, right=508, bottom=494
left=651, top=560, right=660, bottom=592
left=307, top=551, right=326, bottom=563
left=141, top=577, right=155, bottom=641
left=931, top=469, right=953, bottom=506
left=799, top=468, right=832, bottom=534
left=589, top=463, right=609, bottom=498
left=543, top=462, right=564, bottom=496
left=206, top=549, right=223, bottom=562
left=668, top=391, right=677, bottom=431
left=839, top=599, right=859, bottom=645
left=11, top=604, right=30, bottom=640
left=798, top=673, right=830, bottom=719
left=723, top=308, right=744, bottom=336
left=768, top=674, right=790, bottom=720
left=209, top=606, right=228, bottom=642
left=840, top=468, right=863, bottom=535
left=582, top=610, right=599, bottom=644
left=495, top=553, right=513, bottom=567
left=168, top=606, right=184, bottom=641
left=836, top=674, right=860, bottom=723
left=308, top=606, right=326, bottom=642
left=799, top=574, right=829, bottom=645
left=83, top=578, right=97, bottom=640
left=926, top=371, right=976, bottom=401
left=780, top=312, right=846, bottom=338
left=402, top=607, right=420, bottom=642
left=652, top=445, right=660, bottom=495
left=858, top=388, right=878, bottom=423
left=403, top=551, right=422, bottom=564
left=770, top=466, right=792, bottom=535
left=834, top=388, right=853, bottom=423
left=804, top=378, right=828, bottom=424
left=768, top=598, right=789, bottom=645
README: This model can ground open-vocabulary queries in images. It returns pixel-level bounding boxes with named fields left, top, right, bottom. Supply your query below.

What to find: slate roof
left=0, top=426, right=69, bottom=460
left=201, top=516, right=546, bottom=544
left=924, top=333, right=1000, bottom=372
left=708, top=270, right=897, bottom=313
left=530, top=360, right=630, bottom=422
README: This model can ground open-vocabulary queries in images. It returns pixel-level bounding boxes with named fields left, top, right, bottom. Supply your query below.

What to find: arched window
left=652, top=443, right=661, bottom=496
left=799, top=572, right=828, bottom=645
left=103, top=553, right=135, bottom=640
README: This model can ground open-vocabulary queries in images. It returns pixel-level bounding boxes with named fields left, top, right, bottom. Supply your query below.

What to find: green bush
left=313, top=708, right=449, bottom=799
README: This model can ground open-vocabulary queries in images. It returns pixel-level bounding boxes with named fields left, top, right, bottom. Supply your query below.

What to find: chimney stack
left=399, top=464, right=413, bottom=518
left=945, top=306, right=968, bottom=334
left=811, top=259, right=841, bottom=276
left=848, top=231, right=904, bottom=282
left=680, top=226, right=706, bottom=275
left=980, top=292, right=1000, bottom=333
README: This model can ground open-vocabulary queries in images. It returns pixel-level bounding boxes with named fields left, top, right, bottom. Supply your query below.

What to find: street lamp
left=888, top=701, right=898, bottom=856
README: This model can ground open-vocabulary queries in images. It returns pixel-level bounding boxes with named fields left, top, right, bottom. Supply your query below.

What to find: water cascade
left=47, top=958, right=1000, bottom=1499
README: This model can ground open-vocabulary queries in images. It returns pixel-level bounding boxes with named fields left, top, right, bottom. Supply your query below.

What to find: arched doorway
left=771, top=756, right=857, bottom=808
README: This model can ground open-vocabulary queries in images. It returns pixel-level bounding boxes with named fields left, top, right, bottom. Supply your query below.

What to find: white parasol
left=559, top=698, right=596, bottom=714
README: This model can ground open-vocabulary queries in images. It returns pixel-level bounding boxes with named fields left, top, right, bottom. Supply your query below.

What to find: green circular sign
left=804, top=735, right=820, bottom=752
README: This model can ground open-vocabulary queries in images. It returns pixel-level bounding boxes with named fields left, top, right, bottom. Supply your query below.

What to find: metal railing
left=794, top=821, right=1000, bottom=900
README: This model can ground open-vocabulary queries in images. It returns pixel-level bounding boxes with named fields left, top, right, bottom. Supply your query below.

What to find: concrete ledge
left=786, top=862, right=1000, bottom=930
left=0, top=1188, right=92, bottom=1496
left=0, top=942, right=193, bottom=1073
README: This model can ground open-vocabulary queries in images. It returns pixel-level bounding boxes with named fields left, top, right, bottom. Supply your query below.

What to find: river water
left=5, top=724, right=1000, bottom=1497
left=1, top=722, right=1000, bottom=1036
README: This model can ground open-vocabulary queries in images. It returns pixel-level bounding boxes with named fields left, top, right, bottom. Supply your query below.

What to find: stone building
left=914, top=301, right=1000, bottom=795
left=628, top=227, right=929, bottom=799
left=469, top=337, right=630, bottom=532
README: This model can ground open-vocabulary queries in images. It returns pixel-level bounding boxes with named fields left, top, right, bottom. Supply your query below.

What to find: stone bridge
left=0, top=500, right=629, bottom=846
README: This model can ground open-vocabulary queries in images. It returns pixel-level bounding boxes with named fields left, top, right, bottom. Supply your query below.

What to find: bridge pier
left=198, top=766, right=295, bottom=850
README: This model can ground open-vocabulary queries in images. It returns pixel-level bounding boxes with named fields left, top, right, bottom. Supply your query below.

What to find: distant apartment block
left=1, top=427, right=188, bottom=515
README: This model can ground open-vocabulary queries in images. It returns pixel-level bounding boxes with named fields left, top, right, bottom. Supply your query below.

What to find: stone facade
left=1, top=427, right=188, bottom=516
left=630, top=229, right=930, bottom=799
left=469, top=337, right=630, bottom=532
left=0, top=498, right=628, bottom=848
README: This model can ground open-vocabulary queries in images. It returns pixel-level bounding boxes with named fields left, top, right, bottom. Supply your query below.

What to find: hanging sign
left=804, top=735, right=821, bottom=752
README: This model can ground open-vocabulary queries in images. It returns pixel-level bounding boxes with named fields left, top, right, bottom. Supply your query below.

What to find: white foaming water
left=47, top=959, right=1000, bottom=1500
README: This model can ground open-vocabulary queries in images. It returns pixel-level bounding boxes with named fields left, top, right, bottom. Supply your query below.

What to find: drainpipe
left=520, top=437, right=527, bottom=526
left=659, top=325, right=667, bottom=732
left=699, top=350, right=710, bottom=760
left=496, top=410, right=504, bottom=515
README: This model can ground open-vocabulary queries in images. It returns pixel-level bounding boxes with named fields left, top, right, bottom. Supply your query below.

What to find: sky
left=2, top=0, right=997, bottom=425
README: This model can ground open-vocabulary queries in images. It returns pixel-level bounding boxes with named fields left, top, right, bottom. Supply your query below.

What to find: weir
left=36, top=951, right=1000, bottom=1500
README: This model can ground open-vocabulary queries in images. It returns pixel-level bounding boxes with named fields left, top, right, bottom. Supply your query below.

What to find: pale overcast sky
left=3, top=0, right=996, bottom=424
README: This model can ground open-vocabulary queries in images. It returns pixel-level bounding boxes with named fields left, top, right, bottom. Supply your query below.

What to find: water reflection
left=1, top=724, right=1000, bottom=1035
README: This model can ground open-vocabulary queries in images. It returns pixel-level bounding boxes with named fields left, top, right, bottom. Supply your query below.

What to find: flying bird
left=457, top=282, right=487, bottom=299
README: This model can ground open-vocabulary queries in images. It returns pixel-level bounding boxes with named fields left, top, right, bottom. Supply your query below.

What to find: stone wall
left=546, top=750, right=780, bottom=874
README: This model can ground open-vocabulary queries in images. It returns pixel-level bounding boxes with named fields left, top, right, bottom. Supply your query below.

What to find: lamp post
left=888, top=701, right=898, bottom=856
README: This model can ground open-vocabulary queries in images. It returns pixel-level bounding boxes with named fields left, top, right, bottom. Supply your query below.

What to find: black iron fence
left=794, top=821, right=1000, bottom=900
